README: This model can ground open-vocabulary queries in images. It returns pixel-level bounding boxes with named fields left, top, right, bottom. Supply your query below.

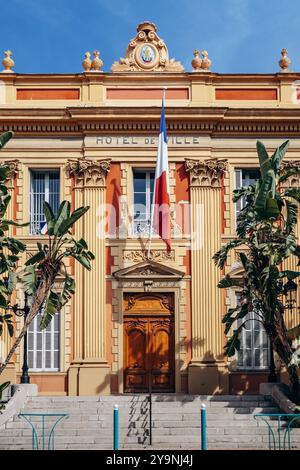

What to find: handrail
left=254, top=413, right=300, bottom=450
left=18, top=412, right=69, bottom=450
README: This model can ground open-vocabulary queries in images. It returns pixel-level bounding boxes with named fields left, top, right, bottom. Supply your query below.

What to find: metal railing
left=18, top=412, right=69, bottom=450
left=254, top=413, right=300, bottom=450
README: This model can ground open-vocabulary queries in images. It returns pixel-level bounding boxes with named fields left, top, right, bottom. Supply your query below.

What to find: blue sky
left=0, top=0, right=299, bottom=74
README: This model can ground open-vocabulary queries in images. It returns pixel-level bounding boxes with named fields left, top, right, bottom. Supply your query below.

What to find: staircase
left=0, top=394, right=300, bottom=450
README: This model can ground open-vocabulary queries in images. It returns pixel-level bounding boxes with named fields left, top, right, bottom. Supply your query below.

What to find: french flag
left=150, top=95, right=171, bottom=253
left=40, top=221, right=48, bottom=235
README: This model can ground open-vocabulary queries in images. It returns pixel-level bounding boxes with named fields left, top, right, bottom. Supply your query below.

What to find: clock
left=135, top=43, right=159, bottom=70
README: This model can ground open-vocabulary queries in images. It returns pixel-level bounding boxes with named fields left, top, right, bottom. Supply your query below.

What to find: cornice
left=0, top=107, right=300, bottom=136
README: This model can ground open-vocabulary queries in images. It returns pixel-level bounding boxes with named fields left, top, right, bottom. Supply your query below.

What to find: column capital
left=185, top=158, right=227, bottom=188
left=1, top=159, right=19, bottom=182
left=66, top=158, right=111, bottom=188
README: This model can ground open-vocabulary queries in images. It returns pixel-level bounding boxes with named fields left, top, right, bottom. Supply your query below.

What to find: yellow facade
left=0, top=23, right=300, bottom=395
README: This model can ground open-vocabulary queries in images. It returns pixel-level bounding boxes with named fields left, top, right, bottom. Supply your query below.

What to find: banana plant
left=214, top=140, right=300, bottom=401
left=0, top=131, right=27, bottom=339
left=0, top=381, right=10, bottom=411
left=0, top=200, right=94, bottom=375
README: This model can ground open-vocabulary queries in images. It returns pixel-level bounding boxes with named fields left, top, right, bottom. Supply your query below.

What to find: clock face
left=140, top=44, right=155, bottom=64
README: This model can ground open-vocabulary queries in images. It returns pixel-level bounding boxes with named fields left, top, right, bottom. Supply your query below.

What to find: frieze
left=88, top=135, right=210, bottom=148
left=2, top=122, right=300, bottom=135
left=185, top=158, right=228, bottom=188
left=66, top=158, right=111, bottom=187
left=123, top=249, right=175, bottom=263
left=121, top=281, right=178, bottom=288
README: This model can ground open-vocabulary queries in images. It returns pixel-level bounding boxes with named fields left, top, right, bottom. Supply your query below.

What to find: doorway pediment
left=113, top=260, right=185, bottom=281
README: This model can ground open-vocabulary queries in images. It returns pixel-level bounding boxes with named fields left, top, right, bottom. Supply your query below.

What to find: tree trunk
left=0, top=277, right=53, bottom=376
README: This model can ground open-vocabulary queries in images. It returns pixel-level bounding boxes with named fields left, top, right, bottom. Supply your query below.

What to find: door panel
left=150, top=320, right=175, bottom=392
left=124, top=320, right=148, bottom=392
left=123, top=294, right=175, bottom=393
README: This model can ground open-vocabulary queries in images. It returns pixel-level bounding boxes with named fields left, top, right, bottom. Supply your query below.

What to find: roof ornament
left=91, top=50, right=103, bottom=72
left=191, top=49, right=212, bottom=72
left=2, top=50, right=14, bottom=73
left=82, top=52, right=92, bottom=72
left=279, top=48, right=291, bottom=73
left=82, top=50, right=103, bottom=72
left=111, top=21, right=184, bottom=72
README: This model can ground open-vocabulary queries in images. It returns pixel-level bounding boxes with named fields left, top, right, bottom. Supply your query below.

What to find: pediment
left=113, top=260, right=185, bottom=281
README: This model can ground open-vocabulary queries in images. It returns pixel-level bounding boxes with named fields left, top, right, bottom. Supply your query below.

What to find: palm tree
left=214, top=140, right=300, bottom=401
left=0, top=131, right=94, bottom=376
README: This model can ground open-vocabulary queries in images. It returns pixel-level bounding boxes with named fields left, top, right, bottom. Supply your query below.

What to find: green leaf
left=218, top=277, right=243, bottom=289
left=256, top=141, right=272, bottom=180
left=286, top=201, right=298, bottom=234
left=58, top=206, right=90, bottom=235
left=71, top=253, right=92, bottom=270
left=40, top=291, right=60, bottom=330
left=279, top=270, right=300, bottom=280
left=43, top=201, right=55, bottom=235
left=22, top=266, right=36, bottom=295
left=0, top=381, right=10, bottom=400
left=0, top=131, right=13, bottom=149
left=25, top=251, right=46, bottom=266
left=224, top=330, right=241, bottom=357
left=213, top=238, right=247, bottom=269
left=53, top=201, right=71, bottom=235
left=270, top=140, right=290, bottom=173
left=255, top=169, right=276, bottom=215
left=59, top=275, right=75, bottom=307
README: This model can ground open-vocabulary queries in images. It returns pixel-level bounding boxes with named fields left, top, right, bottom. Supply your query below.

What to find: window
left=27, top=310, right=60, bottom=371
left=235, top=168, right=260, bottom=216
left=235, top=294, right=269, bottom=370
left=133, top=169, right=155, bottom=235
left=30, top=170, right=60, bottom=234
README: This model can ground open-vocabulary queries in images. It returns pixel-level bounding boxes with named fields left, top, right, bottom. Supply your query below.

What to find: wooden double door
left=124, top=293, right=175, bottom=393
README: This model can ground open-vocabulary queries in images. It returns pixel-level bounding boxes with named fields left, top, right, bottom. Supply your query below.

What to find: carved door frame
left=118, top=286, right=181, bottom=394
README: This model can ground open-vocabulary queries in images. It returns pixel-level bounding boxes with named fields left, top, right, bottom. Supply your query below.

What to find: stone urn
left=200, top=50, right=211, bottom=72
left=82, top=52, right=92, bottom=72
left=279, top=48, right=291, bottom=72
left=2, top=50, right=14, bottom=73
left=91, top=50, right=103, bottom=72
left=191, top=50, right=202, bottom=71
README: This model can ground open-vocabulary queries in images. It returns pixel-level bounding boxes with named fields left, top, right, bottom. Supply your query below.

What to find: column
left=67, top=158, right=111, bottom=395
left=185, top=158, right=228, bottom=394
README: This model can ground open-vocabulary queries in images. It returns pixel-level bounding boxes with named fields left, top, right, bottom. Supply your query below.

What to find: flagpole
left=147, top=87, right=167, bottom=259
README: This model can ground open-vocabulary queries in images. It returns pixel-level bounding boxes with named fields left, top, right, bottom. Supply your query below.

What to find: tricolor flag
left=40, top=221, right=48, bottom=235
left=149, top=94, right=171, bottom=253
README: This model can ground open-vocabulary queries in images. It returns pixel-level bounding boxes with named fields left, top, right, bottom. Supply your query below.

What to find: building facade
left=1, top=22, right=300, bottom=396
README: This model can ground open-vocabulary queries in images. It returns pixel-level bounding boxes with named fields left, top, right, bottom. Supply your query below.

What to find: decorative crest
left=111, top=21, right=184, bottom=72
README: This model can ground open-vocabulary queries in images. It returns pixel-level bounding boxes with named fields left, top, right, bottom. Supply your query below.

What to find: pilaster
left=67, top=158, right=111, bottom=395
left=185, top=158, right=228, bottom=394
